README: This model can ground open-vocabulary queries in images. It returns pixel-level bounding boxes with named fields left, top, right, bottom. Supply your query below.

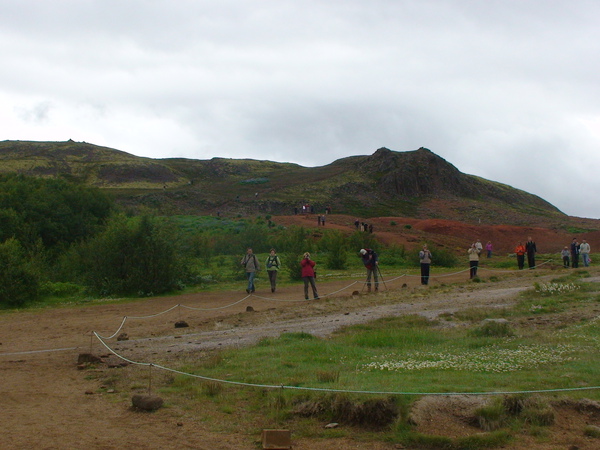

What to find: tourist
left=580, top=239, right=591, bottom=267
left=359, top=248, right=379, bottom=292
left=265, top=248, right=281, bottom=293
left=514, top=242, right=526, bottom=270
left=419, top=245, right=432, bottom=285
left=300, top=252, right=319, bottom=300
left=525, top=236, right=537, bottom=269
left=468, top=243, right=480, bottom=279
left=570, top=238, right=580, bottom=268
left=561, top=246, right=570, bottom=268
left=241, top=248, right=260, bottom=293
left=485, top=241, right=493, bottom=258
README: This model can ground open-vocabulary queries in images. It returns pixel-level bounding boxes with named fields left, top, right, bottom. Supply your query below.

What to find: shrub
left=0, top=238, right=41, bottom=307
left=469, top=320, right=514, bottom=338
left=74, top=214, right=188, bottom=296
left=320, top=230, right=349, bottom=270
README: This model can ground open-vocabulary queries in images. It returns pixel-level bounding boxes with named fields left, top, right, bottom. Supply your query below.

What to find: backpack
left=266, top=255, right=279, bottom=269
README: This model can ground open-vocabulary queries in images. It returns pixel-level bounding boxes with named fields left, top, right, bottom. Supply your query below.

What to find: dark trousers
left=517, top=254, right=525, bottom=270
left=303, top=276, right=318, bottom=299
left=563, top=256, right=570, bottom=268
left=469, top=261, right=479, bottom=279
left=420, top=263, right=430, bottom=285
left=527, top=252, right=535, bottom=269
left=366, top=267, right=379, bottom=290
left=267, top=270, right=277, bottom=292
left=572, top=254, right=579, bottom=268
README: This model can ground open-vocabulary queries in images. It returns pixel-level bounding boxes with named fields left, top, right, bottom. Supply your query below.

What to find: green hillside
left=0, top=140, right=565, bottom=224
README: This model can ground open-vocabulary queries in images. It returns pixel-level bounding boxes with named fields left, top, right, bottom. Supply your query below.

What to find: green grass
left=84, top=267, right=600, bottom=448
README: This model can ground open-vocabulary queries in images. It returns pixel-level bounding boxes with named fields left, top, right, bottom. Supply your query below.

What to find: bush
left=320, top=230, right=349, bottom=270
left=0, top=238, right=41, bottom=307
left=73, top=214, right=189, bottom=296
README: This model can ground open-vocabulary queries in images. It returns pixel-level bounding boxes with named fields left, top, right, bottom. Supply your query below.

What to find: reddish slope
left=272, top=214, right=600, bottom=255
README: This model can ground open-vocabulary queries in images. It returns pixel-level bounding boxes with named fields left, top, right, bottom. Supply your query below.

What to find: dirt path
left=1, top=268, right=599, bottom=449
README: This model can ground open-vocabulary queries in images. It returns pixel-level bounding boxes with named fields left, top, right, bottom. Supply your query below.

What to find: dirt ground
left=2, top=261, right=600, bottom=449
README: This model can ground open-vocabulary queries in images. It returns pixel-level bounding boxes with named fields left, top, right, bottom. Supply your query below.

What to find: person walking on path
left=359, top=248, right=379, bottom=292
left=468, top=243, right=480, bottom=279
left=300, top=252, right=319, bottom=299
left=419, top=245, right=432, bottom=285
left=525, top=237, right=537, bottom=269
left=515, top=242, right=526, bottom=270
left=570, top=238, right=580, bottom=268
left=580, top=239, right=591, bottom=267
left=561, top=246, right=571, bottom=268
left=241, top=247, right=260, bottom=293
left=265, top=248, right=281, bottom=293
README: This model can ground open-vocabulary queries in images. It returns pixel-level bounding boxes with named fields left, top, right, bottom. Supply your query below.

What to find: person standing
left=485, top=241, right=493, bottom=258
left=241, top=247, right=260, bottom=293
left=580, top=239, right=591, bottom=267
left=419, top=245, right=432, bottom=285
left=570, top=238, right=580, bottom=268
left=359, top=248, right=379, bottom=292
left=265, top=248, right=281, bottom=293
left=468, top=243, right=480, bottom=279
left=561, top=246, right=571, bottom=268
left=515, top=242, right=526, bottom=270
left=300, top=252, right=319, bottom=300
left=475, top=239, right=483, bottom=253
left=525, top=236, right=537, bottom=269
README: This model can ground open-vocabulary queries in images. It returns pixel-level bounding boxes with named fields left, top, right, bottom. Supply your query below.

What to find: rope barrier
left=93, top=331, right=600, bottom=397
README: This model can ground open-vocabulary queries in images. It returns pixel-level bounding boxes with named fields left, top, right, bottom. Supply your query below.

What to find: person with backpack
left=359, top=248, right=379, bottom=292
left=241, top=247, right=260, bottom=294
left=265, top=248, right=281, bottom=293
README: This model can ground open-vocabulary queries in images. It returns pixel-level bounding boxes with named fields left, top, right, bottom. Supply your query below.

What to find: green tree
left=0, top=174, right=113, bottom=251
left=75, top=214, right=187, bottom=296
left=320, top=229, right=349, bottom=270
left=0, top=238, right=40, bottom=307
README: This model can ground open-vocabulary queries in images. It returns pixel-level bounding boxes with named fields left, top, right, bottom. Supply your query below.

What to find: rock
left=324, top=422, right=339, bottom=429
left=174, top=320, right=189, bottom=328
left=132, top=394, right=164, bottom=411
left=77, top=353, right=103, bottom=364
left=117, top=333, right=129, bottom=341
left=246, top=306, right=254, bottom=312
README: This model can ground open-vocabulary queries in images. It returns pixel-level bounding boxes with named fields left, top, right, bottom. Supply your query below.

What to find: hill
left=0, top=139, right=576, bottom=227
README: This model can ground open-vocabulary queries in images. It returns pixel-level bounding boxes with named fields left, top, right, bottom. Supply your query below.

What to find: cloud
left=0, top=0, right=599, bottom=218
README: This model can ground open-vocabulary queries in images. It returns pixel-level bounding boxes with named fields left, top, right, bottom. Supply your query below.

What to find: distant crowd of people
left=354, top=219, right=374, bottom=233
left=239, top=229, right=592, bottom=296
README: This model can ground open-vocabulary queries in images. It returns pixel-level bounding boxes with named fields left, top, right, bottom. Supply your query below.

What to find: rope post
left=148, top=364, right=153, bottom=395
left=89, top=332, right=94, bottom=354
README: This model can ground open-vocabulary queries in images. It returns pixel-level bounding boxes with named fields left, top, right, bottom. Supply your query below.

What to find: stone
left=132, top=394, right=164, bottom=411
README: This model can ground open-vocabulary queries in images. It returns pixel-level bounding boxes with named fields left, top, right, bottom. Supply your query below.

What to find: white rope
left=92, top=332, right=600, bottom=397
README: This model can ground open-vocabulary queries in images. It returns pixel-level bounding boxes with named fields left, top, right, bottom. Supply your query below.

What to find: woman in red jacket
left=514, top=242, right=526, bottom=270
left=300, top=252, right=319, bottom=300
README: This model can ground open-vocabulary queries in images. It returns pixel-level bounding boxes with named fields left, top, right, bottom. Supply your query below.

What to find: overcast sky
left=1, top=1, right=599, bottom=218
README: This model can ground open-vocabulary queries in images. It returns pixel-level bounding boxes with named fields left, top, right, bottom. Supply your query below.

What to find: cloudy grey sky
left=1, top=1, right=599, bottom=218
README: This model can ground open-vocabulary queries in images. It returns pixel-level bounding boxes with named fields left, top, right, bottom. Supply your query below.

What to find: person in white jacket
left=579, top=239, right=591, bottom=267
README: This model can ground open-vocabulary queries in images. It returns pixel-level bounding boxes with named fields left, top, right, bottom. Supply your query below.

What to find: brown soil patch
left=2, top=215, right=600, bottom=449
